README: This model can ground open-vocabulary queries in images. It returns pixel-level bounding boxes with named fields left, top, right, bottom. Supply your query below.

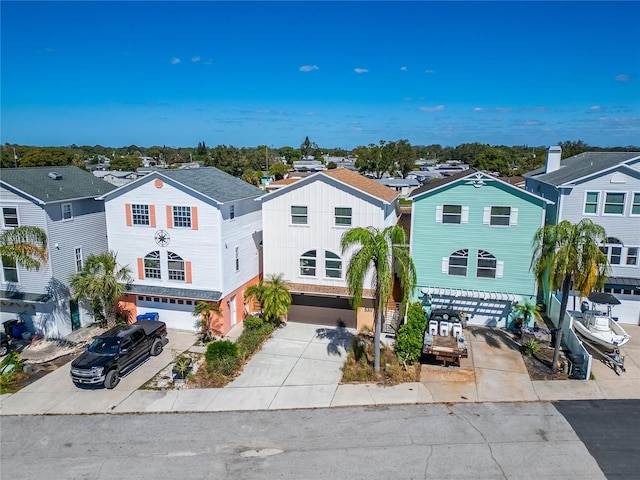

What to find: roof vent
left=48, top=172, right=62, bottom=180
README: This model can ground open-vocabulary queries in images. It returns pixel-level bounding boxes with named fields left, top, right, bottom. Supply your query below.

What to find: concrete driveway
left=0, top=329, right=197, bottom=415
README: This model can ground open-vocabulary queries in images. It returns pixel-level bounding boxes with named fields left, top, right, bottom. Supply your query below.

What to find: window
left=325, top=251, right=342, bottom=278
left=300, top=250, right=316, bottom=276
left=75, top=247, right=83, bottom=272
left=584, top=192, right=599, bottom=215
left=173, top=206, right=192, bottom=228
left=448, top=249, right=468, bottom=276
left=477, top=250, right=497, bottom=278
left=604, top=193, right=625, bottom=215
left=334, top=207, right=352, bottom=226
left=627, top=247, right=638, bottom=266
left=632, top=193, right=640, bottom=216
left=144, top=251, right=161, bottom=279
left=131, top=204, right=150, bottom=225
left=2, top=256, right=18, bottom=283
left=442, top=205, right=462, bottom=224
left=2, top=207, right=18, bottom=228
left=62, top=203, right=73, bottom=220
left=230, top=205, right=235, bottom=220
left=291, top=206, right=308, bottom=225
left=490, top=206, right=511, bottom=226
left=234, top=247, right=240, bottom=271
left=601, top=238, right=623, bottom=265
left=167, top=252, right=185, bottom=281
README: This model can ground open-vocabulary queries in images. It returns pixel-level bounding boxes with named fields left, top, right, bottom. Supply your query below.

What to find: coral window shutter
left=185, top=261, right=192, bottom=283
left=166, top=205, right=173, bottom=228
left=137, top=258, right=144, bottom=280
left=191, top=206, right=198, bottom=230
left=125, top=204, right=133, bottom=226
left=149, top=205, right=156, bottom=228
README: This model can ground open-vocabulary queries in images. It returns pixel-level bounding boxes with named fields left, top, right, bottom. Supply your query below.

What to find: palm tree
left=0, top=225, right=48, bottom=270
left=70, top=251, right=133, bottom=328
left=341, top=225, right=417, bottom=372
left=244, top=279, right=266, bottom=316
left=513, top=299, right=539, bottom=329
left=192, top=301, right=222, bottom=340
left=531, top=219, right=608, bottom=372
left=261, top=273, right=291, bottom=323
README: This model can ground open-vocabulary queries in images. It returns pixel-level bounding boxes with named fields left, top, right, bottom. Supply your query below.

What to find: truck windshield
left=88, top=337, right=120, bottom=355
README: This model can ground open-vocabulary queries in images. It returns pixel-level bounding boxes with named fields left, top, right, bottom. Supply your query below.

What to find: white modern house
left=525, top=147, right=640, bottom=324
left=99, top=167, right=263, bottom=333
left=1, top=166, right=116, bottom=337
left=258, top=168, right=400, bottom=329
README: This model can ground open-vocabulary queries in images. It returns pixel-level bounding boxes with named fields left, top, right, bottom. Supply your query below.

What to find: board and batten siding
left=262, top=177, right=392, bottom=290
left=411, top=180, right=545, bottom=297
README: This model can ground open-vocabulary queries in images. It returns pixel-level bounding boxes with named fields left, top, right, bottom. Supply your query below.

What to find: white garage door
left=136, top=298, right=196, bottom=331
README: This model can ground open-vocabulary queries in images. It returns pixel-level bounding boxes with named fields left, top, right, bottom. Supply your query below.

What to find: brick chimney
left=545, top=146, right=562, bottom=174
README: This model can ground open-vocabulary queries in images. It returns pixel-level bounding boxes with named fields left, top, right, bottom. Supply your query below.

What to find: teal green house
left=409, top=170, right=552, bottom=328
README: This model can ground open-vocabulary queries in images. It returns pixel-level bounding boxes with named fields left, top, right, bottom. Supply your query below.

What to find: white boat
left=573, top=293, right=630, bottom=350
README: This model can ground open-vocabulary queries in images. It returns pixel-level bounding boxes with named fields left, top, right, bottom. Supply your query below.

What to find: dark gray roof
left=604, top=277, right=640, bottom=288
left=409, top=169, right=477, bottom=198
left=0, top=289, right=51, bottom=303
left=524, top=152, right=640, bottom=186
left=125, top=283, right=222, bottom=301
left=159, top=167, right=263, bottom=203
left=1, top=166, right=116, bottom=204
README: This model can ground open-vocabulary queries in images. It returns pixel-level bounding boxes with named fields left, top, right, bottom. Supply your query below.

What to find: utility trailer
left=422, top=309, right=468, bottom=366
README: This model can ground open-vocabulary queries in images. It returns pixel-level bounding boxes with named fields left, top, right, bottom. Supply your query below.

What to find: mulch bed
left=520, top=344, right=569, bottom=381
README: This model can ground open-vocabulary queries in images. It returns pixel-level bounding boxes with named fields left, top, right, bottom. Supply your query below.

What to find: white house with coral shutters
left=99, top=167, right=263, bottom=333
left=258, top=168, right=400, bottom=329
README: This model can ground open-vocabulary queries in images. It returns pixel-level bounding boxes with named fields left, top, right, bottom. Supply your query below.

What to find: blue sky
left=2, top=1, right=639, bottom=149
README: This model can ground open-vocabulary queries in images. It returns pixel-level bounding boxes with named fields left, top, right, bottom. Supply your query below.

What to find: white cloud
left=191, top=56, right=201, bottom=63
left=615, top=74, right=631, bottom=82
left=590, top=105, right=601, bottom=111
left=300, top=65, right=319, bottom=72
left=354, top=68, right=369, bottom=74
left=400, top=66, right=407, bottom=71
left=473, top=107, right=484, bottom=112
left=420, top=105, right=445, bottom=112
left=171, top=57, right=181, bottom=65
left=404, top=97, right=412, bottom=101
left=424, top=69, right=436, bottom=74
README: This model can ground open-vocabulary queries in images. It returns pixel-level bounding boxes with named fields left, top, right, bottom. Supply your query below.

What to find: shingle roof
left=158, top=167, right=263, bottom=203
left=409, top=169, right=476, bottom=198
left=125, top=284, right=222, bottom=301
left=321, top=168, right=398, bottom=203
left=1, top=166, right=116, bottom=204
left=524, top=152, right=640, bottom=186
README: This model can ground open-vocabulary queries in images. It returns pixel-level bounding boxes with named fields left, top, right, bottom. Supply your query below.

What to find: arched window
left=325, top=251, right=342, bottom=278
left=167, top=252, right=185, bottom=281
left=448, top=249, right=468, bottom=276
left=601, top=237, right=624, bottom=265
left=144, top=251, right=161, bottom=279
left=477, top=250, right=497, bottom=278
left=300, top=250, right=317, bottom=276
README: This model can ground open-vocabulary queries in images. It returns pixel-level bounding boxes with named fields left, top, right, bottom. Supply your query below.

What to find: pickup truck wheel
left=0, top=344, right=8, bottom=356
left=150, top=338, right=163, bottom=356
left=105, top=369, right=119, bottom=389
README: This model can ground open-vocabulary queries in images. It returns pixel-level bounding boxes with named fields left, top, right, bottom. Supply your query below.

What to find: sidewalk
left=1, top=323, right=638, bottom=415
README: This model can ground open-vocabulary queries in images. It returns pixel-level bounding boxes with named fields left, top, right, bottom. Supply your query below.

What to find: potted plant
left=513, top=299, right=539, bottom=330
left=172, top=353, right=192, bottom=384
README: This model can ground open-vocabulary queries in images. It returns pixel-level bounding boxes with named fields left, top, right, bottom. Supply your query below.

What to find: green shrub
left=237, top=323, right=275, bottom=357
left=243, top=316, right=264, bottom=330
left=207, top=355, right=241, bottom=376
left=0, top=371, right=17, bottom=394
left=394, top=302, right=427, bottom=365
left=205, top=340, right=239, bottom=363
left=523, top=338, right=540, bottom=356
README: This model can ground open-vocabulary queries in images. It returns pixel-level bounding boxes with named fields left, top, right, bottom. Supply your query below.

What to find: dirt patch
left=420, top=364, right=476, bottom=383
left=521, top=344, right=569, bottom=381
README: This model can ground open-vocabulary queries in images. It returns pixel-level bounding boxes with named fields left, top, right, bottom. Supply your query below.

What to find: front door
left=70, top=300, right=81, bottom=330
left=230, top=296, right=237, bottom=326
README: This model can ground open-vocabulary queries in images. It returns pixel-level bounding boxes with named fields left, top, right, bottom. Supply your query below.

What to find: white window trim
left=436, top=205, right=468, bottom=224
left=291, top=205, right=309, bottom=226
left=235, top=246, right=239, bottom=272
left=172, top=206, right=192, bottom=228
left=131, top=204, right=150, bottom=226
left=334, top=207, right=352, bottom=227
left=484, top=206, right=517, bottom=226
left=583, top=191, right=600, bottom=216
left=630, top=192, right=640, bottom=217
left=75, top=247, right=83, bottom=273
left=623, top=246, right=639, bottom=268
left=1, top=257, right=19, bottom=284
left=1, top=206, right=20, bottom=229
left=602, top=191, right=626, bottom=217
left=61, top=202, right=73, bottom=221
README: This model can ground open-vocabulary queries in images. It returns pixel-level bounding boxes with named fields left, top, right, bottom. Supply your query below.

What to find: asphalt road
left=554, top=399, right=640, bottom=480
left=1, top=402, right=626, bottom=480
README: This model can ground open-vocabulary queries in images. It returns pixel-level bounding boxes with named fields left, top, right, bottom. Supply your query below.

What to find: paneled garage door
left=288, top=295, right=356, bottom=329
left=136, top=297, right=197, bottom=331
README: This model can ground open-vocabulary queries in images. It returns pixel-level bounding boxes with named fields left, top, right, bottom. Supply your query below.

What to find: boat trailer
left=579, top=335, right=626, bottom=375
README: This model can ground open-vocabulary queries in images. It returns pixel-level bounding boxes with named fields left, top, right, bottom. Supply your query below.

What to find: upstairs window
left=173, top=206, right=192, bottom=228
left=604, top=193, right=625, bottom=215
left=131, top=204, right=150, bottom=225
left=2, top=207, right=19, bottom=228
left=235, top=247, right=239, bottom=272
left=442, top=205, right=462, bottom=224
left=477, top=250, right=497, bottom=278
left=144, top=251, right=161, bottom=279
left=627, top=247, right=638, bottom=266
left=632, top=193, right=640, bottom=216
left=325, top=251, right=342, bottom=278
left=300, top=250, right=316, bottom=276
left=334, top=207, right=352, bottom=226
left=2, top=256, right=18, bottom=283
left=484, top=206, right=518, bottom=226
left=601, top=238, right=623, bottom=265
left=444, top=249, right=468, bottom=276
left=62, top=203, right=73, bottom=221
left=167, top=252, right=185, bottom=281
left=584, top=192, right=599, bottom=215
left=230, top=205, right=235, bottom=220
left=291, top=206, right=308, bottom=225
left=75, top=247, right=83, bottom=273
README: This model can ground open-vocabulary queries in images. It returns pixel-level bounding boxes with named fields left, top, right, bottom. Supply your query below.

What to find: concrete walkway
left=2, top=323, right=639, bottom=416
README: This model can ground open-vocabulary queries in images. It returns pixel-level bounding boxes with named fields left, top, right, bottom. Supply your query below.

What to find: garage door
left=288, top=295, right=356, bottom=329
left=136, top=298, right=196, bottom=331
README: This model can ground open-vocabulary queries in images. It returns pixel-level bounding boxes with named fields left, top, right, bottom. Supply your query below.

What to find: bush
left=0, top=371, right=17, bottom=394
left=243, top=316, right=264, bottom=330
left=205, top=340, right=239, bottom=363
left=237, top=322, right=275, bottom=357
left=394, top=302, right=427, bottom=365
left=207, top=355, right=241, bottom=377
left=523, top=338, right=540, bottom=356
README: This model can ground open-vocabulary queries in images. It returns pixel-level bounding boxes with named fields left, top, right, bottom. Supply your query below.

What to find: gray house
left=524, top=147, right=640, bottom=324
left=1, top=166, right=116, bottom=337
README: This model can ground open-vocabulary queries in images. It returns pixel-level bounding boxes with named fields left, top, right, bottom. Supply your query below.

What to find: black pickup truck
left=70, top=320, right=167, bottom=389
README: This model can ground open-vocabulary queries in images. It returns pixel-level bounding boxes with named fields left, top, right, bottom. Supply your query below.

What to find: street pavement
left=1, top=322, right=639, bottom=416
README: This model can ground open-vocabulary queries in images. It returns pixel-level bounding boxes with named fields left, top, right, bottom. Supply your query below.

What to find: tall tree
left=192, top=301, right=222, bottom=340
left=341, top=225, right=416, bottom=372
left=70, top=251, right=133, bottom=328
left=261, top=273, right=292, bottom=322
left=388, top=139, right=415, bottom=178
left=0, top=226, right=48, bottom=271
left=531, top=219, right=609, bottom=371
